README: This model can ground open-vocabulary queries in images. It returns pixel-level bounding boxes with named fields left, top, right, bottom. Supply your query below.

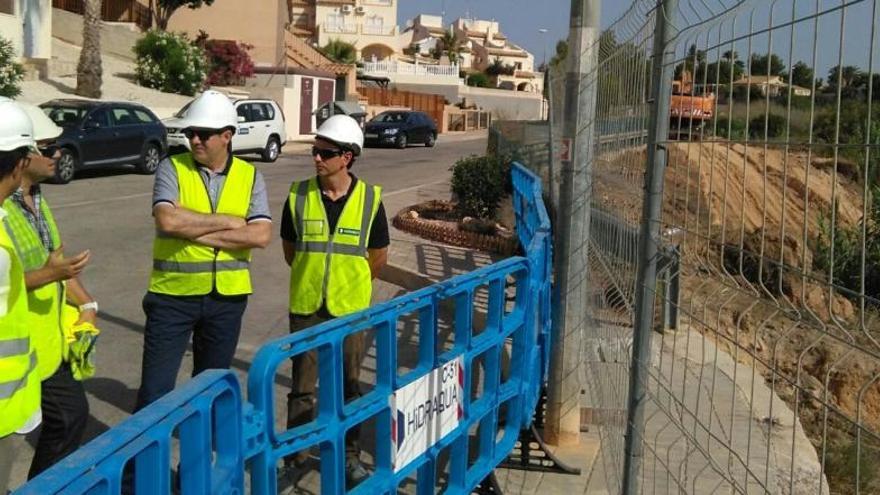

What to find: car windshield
left=42, top=106, right=89, bottom=127
left=174, top=102, right=192, bottom=118
left=373, top=112, right=409, bottom=123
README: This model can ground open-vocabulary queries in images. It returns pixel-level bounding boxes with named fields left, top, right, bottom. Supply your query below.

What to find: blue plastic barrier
left=17, top=163, right=553, bottom=494
left=510, top=162, right=553, bottom=423
left=17, top=371, right=244, bottom=495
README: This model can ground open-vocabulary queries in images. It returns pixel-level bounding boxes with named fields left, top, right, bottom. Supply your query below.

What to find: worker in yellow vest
left=136, top=91, right=271, bottom=411
left=0, top=100, right=42, bottom=493
left=1, top=101, right=96, bottom=479
left=280, top=115, right=389, bottom=488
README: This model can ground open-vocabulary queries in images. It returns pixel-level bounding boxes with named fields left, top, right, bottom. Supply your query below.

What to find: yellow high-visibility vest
left=150, top=153, right=255, bottom=296
left=0, top=214, right=40, bottom=438
left=288, top=178, right=381, bottom=316
left=2, top=196, right=66, bottom=379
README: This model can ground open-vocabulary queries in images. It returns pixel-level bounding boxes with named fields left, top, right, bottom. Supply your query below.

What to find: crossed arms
left=154, top=203, right=271, bottom=250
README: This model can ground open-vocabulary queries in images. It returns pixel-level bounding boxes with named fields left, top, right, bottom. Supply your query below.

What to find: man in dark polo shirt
left=279, top=115, right=389, bottom=488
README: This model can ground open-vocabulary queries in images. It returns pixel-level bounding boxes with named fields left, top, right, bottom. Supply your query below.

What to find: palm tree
left=320, top=39, right=357, bottom=65
left=76, top=0, right=103, bottom=98
left=439, top=29, right=463, bottom=65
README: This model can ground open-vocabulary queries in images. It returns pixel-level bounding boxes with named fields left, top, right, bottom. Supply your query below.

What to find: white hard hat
left=178, top=90, right=238, bottom=132
left=0, top=100, right=36, bottom=152
left=19, top=102, right=62, bottom=142
left=316, top=115, right=364, bottom=156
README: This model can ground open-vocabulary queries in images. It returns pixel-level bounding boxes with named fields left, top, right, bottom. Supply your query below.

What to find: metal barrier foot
left=497, top=424, right=582, bottom=474
left=472, top=472, right=503, bottom=494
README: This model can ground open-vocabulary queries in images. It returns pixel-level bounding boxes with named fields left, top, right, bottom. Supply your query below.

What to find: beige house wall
left=160, top=0, right=288, bottom=67
left=314, top=0, right=401, bottom=59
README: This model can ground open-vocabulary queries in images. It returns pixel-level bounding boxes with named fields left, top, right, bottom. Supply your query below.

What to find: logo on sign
left=390, top=357, right=465, bottom=472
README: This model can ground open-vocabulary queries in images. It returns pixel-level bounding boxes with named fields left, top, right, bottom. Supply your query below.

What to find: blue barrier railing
left=17, top=371, right=244, bottom=495
left=510, top=162, right=553, bottom=423
left=17, top=163, right=553, bottom=494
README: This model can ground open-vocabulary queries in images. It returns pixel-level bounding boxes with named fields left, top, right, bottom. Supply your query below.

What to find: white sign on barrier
left=390, top=356, right=465, bottom=472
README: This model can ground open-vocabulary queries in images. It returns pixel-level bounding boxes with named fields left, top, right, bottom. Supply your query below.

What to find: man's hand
left=75, top=309, right=97, bottom=327
left=46, top=248, right=90, bottom=282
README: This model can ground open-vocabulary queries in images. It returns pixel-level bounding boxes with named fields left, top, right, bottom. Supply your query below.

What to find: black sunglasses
left=311, top=147, right=345, bottom=160
left=183, top=129, right=223, bottom=141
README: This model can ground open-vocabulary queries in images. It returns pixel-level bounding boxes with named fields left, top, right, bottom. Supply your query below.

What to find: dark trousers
left=28, top=364, right=89, bottom=479
left=286, top=312, right=365, bottom=465
left=135, top=291, right=248, bottom=411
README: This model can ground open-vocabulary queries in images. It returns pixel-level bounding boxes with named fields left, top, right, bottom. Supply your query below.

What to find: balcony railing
left=323, top=22, right=358, bottom=34
left=361, top=61, right=460, bottom=78
left=362, top=24, right=395, bottom=35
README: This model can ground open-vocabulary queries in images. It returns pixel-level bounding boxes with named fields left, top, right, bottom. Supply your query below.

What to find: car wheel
left=136, top=142, right=161, bottom=175
left=396, top=133, right=408, bottom=149
left=53, top=148, right=77, bottom=184
left=262, top=136, right=280, bottom=162
left=425, top=132, right=436, bottom=148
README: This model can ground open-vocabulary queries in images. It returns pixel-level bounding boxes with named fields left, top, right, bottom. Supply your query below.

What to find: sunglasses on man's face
left=183, top=129, right=222, bottom=141
left=311, top=147, right=345, bottom=160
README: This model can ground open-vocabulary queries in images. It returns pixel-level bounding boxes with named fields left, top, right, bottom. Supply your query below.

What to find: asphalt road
left=40, top=133, right=487, bottom=442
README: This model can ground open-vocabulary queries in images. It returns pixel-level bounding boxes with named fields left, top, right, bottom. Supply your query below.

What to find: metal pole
left=621, top=0, right=677, bottom=493
left=545, top=0, right=600, bottom=446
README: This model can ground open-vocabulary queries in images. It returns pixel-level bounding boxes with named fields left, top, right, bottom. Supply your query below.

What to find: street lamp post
left=539, top=28, right=549, bottom=119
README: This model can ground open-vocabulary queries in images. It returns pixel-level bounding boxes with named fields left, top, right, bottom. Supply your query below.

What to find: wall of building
left=0, top=8, right=23, bottom=58
left=392, top=82, right=545, bottom=120
left=314, top=0, right=400, bottom=57
left=52, top=8, right=139, bottom=61
left=165, top=0, right=287, bottom=67
left=248, top=73, right=336, bottom=140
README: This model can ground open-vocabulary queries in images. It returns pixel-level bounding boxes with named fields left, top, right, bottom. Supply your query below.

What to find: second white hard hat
left=178, top=90, right=238, bottom=132
left=0, top=99, right=36, bottom=152
left=316, top=115, right=364, bottom=156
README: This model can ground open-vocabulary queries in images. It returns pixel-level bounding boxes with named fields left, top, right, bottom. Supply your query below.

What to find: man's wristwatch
left=78, top=301, right=99, bottom=313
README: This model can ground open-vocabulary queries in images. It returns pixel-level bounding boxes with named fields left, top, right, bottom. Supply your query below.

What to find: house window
left=0, top=0, right=14, bottom=15
left=364, top=15, right=384, bottom=34
left=515, top=62, right=522, bottom=70
left=326, top=12, right=344, bottom=30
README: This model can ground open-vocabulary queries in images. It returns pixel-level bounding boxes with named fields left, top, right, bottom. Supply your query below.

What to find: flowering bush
left=0, top=37, right=25, bottom=98
left=134, top=30, right=208, bottom=96
left=203, top=39, right=254, bottom=86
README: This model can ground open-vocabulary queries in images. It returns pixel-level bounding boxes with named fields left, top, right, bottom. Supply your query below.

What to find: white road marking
left=384, top=178, right=449, bottom=197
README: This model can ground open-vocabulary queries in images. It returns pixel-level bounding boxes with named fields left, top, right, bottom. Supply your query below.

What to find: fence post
left=545, top=0, right=600, bottom=446
left=621, top=0, right=677, bottom=493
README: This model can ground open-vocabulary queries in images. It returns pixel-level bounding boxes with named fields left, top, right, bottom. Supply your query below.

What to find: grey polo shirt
left=151, top=155, right=271, bottom=223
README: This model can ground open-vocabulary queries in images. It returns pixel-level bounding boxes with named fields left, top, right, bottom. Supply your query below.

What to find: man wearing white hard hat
left=0, top=100, right=43, bottom=493
left=280, top=115, right=389, bottom=488
left=135, top=90, right=272, bottom=411
left=1, top=99, right=99, bottom=478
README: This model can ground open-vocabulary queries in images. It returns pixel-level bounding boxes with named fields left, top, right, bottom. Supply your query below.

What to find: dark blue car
left=40, top=99, right=167, bottom=184
left=363, top=110, right=438, bottom=149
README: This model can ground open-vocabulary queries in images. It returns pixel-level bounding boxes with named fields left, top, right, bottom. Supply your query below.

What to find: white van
left=165, top=98, right=287, bottom=162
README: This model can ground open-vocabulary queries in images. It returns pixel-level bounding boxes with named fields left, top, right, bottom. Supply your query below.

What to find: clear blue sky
left=398, top=1, right=630, bottom=65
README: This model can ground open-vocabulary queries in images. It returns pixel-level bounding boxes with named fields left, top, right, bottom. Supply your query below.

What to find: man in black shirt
left=279, top=115, right=389, bottom=488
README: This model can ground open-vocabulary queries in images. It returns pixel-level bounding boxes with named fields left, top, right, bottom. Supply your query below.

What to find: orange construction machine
left=670, top=71, right=716, bottom=139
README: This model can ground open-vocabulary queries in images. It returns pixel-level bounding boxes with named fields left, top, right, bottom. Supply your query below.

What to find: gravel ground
left=18, top=38, right=194, bottom=118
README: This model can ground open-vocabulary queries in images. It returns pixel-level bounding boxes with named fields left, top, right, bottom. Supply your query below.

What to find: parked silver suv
left=164, top=98, right=287, bottom=162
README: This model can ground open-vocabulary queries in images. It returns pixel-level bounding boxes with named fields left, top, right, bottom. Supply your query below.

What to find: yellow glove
left=62, top=304, right=100, bottom=381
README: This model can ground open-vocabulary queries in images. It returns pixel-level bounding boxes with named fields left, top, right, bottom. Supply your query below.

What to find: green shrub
left=0, top=36, right=24, bottom=98
left=712, top=116, right=747, bottom=140
left=467, top=72, right=490, bottom=88
left=134, top=30, right=208, bottom=96
left=748, top=113, right=787, bottom=139
left=451, top=154, right=511, bottom=219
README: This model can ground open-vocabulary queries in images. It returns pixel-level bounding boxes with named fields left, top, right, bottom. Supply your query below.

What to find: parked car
left=164, top=98, right=287, bottom=162
left=40, top=99, right=167, bottom=184
left=364, top=111, right=437, bottom=149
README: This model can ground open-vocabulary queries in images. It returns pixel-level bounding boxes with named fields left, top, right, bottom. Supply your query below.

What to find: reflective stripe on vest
left=288, top=178, right=381, bottom=317
left=0, top=223, right=41, bottom=438
left=2, top=197, right=66, bottom=379
left=149, top=154, right=255, bottom=296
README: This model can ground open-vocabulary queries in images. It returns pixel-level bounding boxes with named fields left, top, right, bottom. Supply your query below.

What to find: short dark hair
left=0, top=147, right=27, bottom=181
